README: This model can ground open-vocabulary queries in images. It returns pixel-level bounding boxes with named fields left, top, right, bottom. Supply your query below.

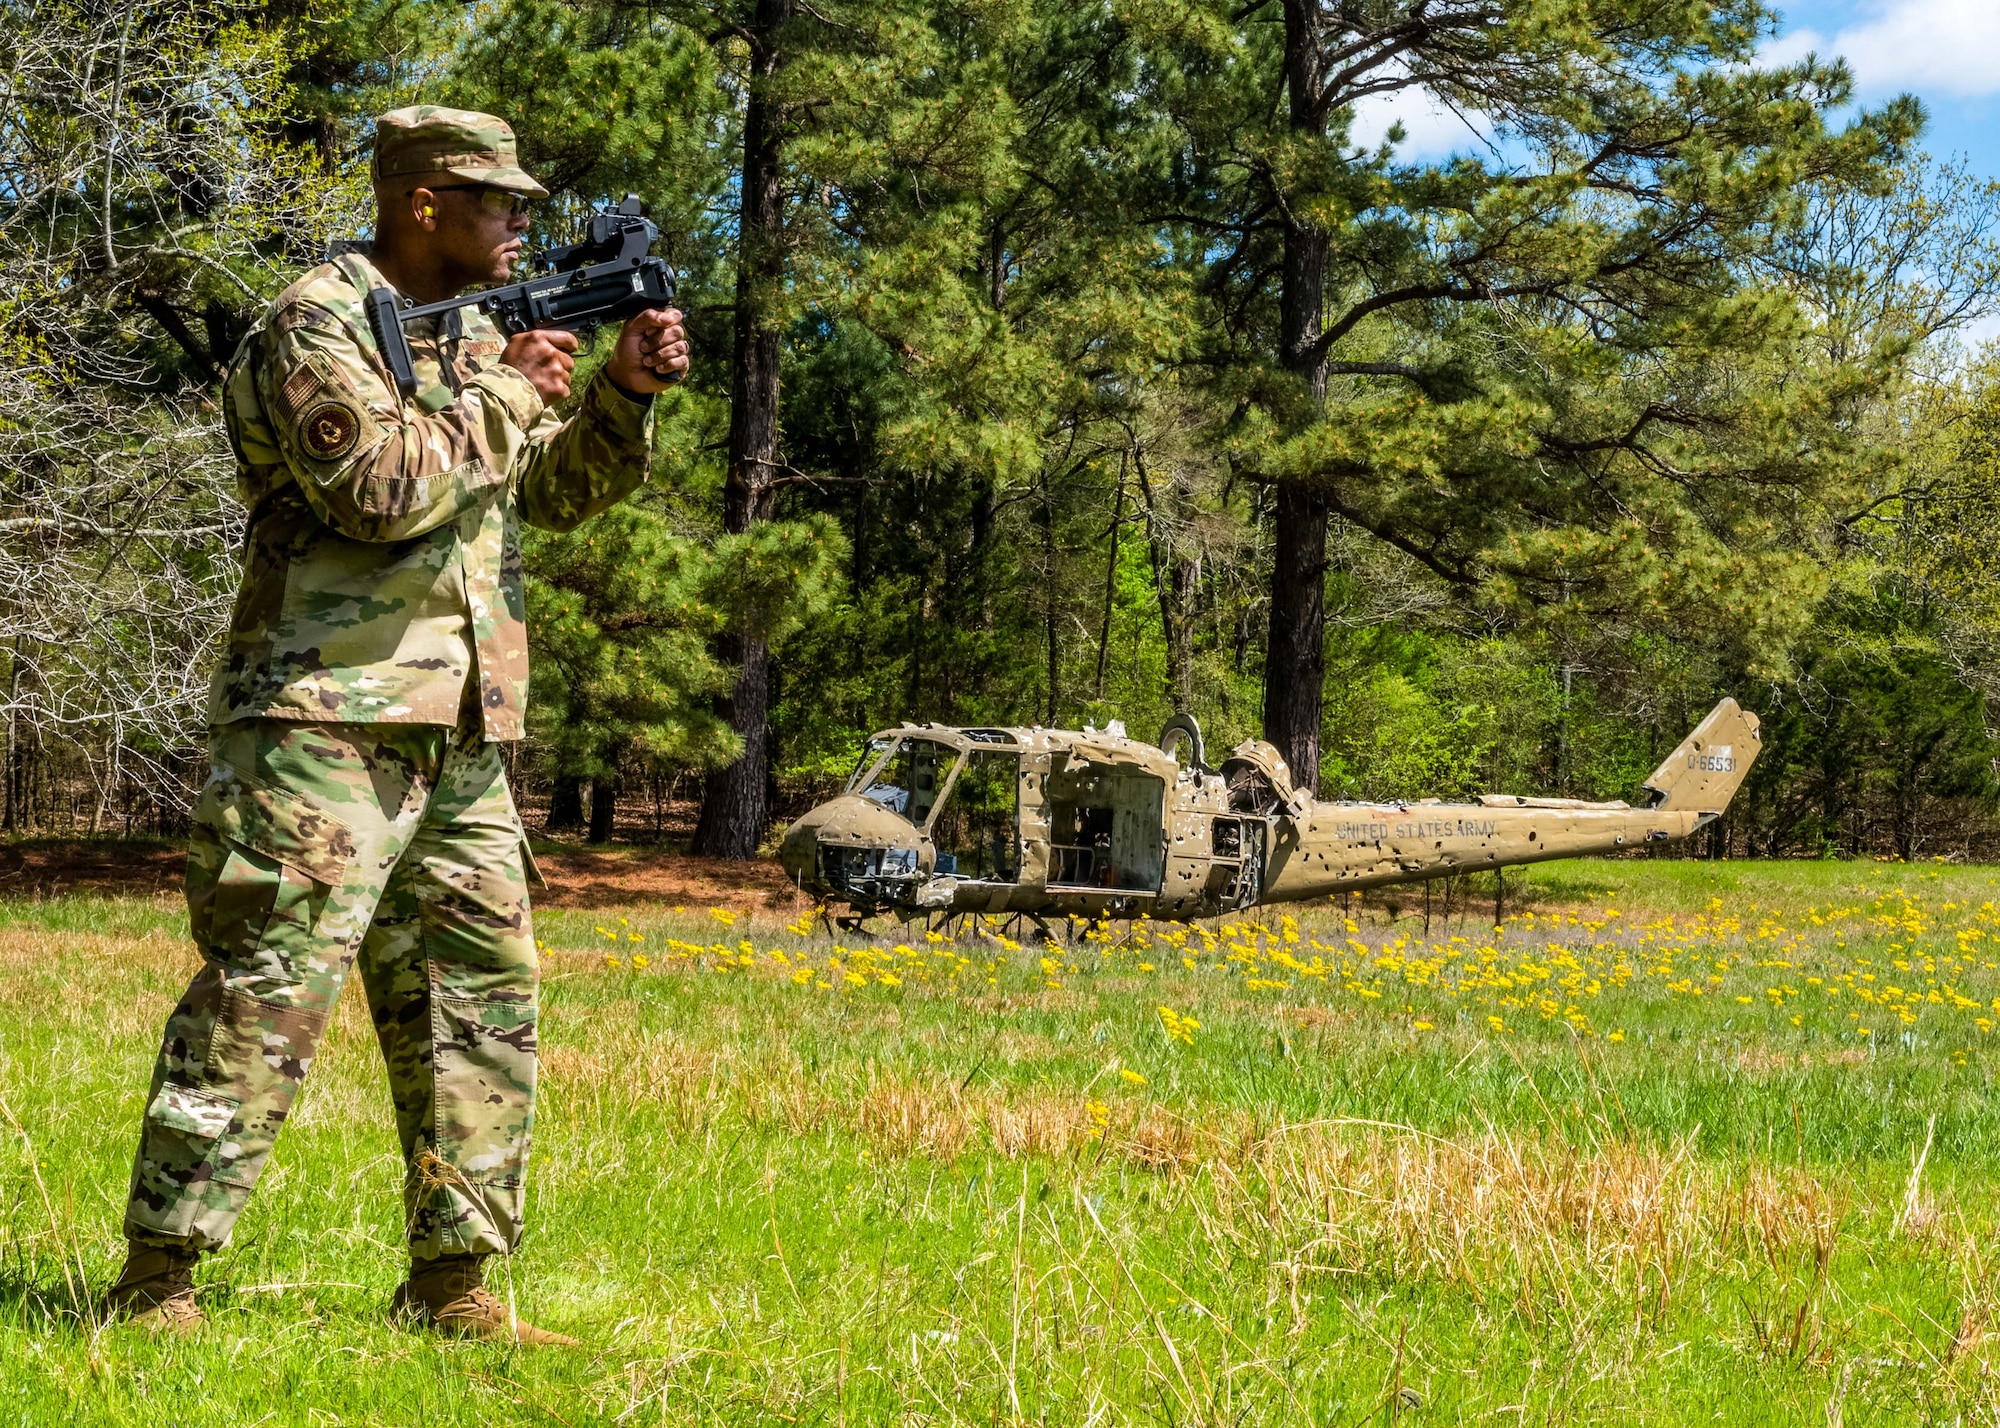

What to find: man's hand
left=604, top=308, right=689, bottom=395
left=502, top=329, right=579, bottom=403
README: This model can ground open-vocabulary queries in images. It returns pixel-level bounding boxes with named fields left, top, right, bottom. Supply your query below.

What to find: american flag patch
left=280, top=361, right=321, bottom=418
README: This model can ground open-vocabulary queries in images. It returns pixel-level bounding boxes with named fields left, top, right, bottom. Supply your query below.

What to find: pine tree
left=1118, top=0, right=1923, bottom=792
left=682, top=0, right=1047, bottom=853
left=523, top=503, right=739, bottom=840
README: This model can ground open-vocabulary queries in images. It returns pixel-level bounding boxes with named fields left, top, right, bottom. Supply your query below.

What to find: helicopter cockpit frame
left=779, top=719, right=1267, bottom=921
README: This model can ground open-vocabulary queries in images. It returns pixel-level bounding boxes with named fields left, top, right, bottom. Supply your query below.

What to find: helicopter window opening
left=845, top=736, right=898, bottom=794
left=931, top=752, right=1020, bottom=881
left=857, top=738, right=957, bottom=826
left=1047, top=766, right=1165, bottom=892
left=1224, top=765, right=1281, bottom=817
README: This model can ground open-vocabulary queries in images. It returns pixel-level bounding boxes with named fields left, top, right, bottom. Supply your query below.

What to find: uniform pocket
left=129, top=1082, right=244, bottom=1241
left=147, top=1082, right=238, bottom=1138
left=191, top=775, right=354, bottom=885
left=430, top=993, right=536, bottom=1189
left=201, top=987, right=330, bottom=1189
left=519, top=836, right=547, bottom=892
left=186, top=774, right=354, bottom=991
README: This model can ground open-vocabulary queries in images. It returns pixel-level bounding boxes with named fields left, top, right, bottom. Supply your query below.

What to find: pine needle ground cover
left=3, top=858, right=1999, bottom=1424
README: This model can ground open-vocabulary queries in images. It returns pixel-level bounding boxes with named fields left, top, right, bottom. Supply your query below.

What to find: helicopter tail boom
left=1640, top=698, right=1762, bottom=816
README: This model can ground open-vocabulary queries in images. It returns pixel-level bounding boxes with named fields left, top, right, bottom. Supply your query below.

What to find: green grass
left=4, top=855, right=2000, bottom=1423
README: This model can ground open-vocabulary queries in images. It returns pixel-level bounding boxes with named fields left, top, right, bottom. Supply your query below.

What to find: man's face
left=412, top=182, right=534, bottom=286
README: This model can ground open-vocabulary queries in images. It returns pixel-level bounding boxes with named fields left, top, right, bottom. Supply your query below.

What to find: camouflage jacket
left=213, top=250, right=653, bottom=741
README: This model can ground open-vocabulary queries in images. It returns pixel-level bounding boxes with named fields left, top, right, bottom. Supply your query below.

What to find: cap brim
left=440, top=163, right=550, bottom=198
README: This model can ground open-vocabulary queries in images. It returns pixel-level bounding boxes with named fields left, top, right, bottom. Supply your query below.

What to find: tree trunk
left=1265, top=483, right=1328, bottom=788
left=1135, top=449, right=1194, bottom=714
left=1165, top=552, right=1195, bottom=714
left=2, top=648, right=15, bottom=834
left=693, top=637, right=770, bottom=855
left=588, top=777, right=618, bottom=845
left=547, top=774, right=584, bottom=831
left=1095, top=460, right=1125, bottom=701
left=989, top=215, right=1006, bottom=310
left=1262, top=0, right=1331, bottom=795
left=1041, top=470, right=1060, bottom=725
left=691, top=0, right=791, bottom=860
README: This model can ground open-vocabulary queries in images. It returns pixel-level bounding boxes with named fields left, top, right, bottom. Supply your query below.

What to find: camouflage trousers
left=124, top=717, right=543, bottom=1259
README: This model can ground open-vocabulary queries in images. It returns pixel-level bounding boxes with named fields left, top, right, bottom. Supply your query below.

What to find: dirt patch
left=529, top=847, right=799, bottom=912
left=0, top=839, right=186, bottom=898
left=0, top=837, right=801, bottom=911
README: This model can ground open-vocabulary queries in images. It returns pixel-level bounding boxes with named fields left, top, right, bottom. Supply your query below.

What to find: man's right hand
left=501, top=329, right=579, bottom=403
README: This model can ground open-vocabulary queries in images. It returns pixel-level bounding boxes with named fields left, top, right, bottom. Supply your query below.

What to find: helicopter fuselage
left=778, top=703, right=1760, bottom=924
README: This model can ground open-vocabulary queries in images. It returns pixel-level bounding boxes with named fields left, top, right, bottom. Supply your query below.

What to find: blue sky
left=1355, top=0, right=2000, bottom=179
left=1767, top=0, right=2000, bottom=175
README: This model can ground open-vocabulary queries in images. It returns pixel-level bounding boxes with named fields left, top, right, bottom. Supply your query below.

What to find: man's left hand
left=605, top=308, right=688, bottom=395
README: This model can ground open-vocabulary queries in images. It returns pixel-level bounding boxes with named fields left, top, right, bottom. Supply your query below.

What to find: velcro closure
left=146, top=1083, right=239, bottom=1139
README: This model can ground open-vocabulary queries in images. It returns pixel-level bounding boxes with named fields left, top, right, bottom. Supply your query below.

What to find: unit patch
left=301, top=402, right=361, bottom=461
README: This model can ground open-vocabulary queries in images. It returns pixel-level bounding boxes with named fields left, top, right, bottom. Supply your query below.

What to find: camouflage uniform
left=124, top=107, right=652, bottom=1258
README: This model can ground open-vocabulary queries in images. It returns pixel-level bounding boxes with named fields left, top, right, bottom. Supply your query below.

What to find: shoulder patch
left=282, top=363, right=321, bottom=417
left=273, top=351, right=342, bottom=425
left=300, top=401, right=363, bottom=461
left=267, top=263, right=353, bottom=334
left=270, top=302, right=341, bottom=338
left=266, top=345, right=383, bottom=477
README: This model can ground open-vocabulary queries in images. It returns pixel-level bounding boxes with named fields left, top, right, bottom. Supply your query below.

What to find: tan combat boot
left=105, top=1240, right=205, bottom=1334
left=391, top=1253, right=578, bottom=1347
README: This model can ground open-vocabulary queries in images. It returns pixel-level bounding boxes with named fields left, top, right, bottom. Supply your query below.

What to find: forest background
left=11, top=0, right=2000, bottom=862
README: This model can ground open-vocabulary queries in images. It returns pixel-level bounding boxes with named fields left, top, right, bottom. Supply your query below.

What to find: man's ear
left=410, top=186, right=438, bottom=230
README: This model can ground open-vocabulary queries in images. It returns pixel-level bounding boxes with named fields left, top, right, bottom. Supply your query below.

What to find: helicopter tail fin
left=1642, top=698, right=1761, bottom=815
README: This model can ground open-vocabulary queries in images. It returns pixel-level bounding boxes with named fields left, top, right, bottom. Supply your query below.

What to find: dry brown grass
left=972, top=988, right=1088, bottom=1015
left=1278, top=1003, right=1363, bottom=1030
left=525, top=1024, right=1888, bottom=1322
left=1241, top=1125, right=1850, bottom=1314
left=515, top=1007, right=1939, bottom=1334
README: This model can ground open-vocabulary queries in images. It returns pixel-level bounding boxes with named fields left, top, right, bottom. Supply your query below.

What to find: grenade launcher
left=363, top=193, right=677, bottom=401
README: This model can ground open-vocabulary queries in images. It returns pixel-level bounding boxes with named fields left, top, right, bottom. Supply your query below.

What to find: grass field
left=4, top=852, right=2000, bottom=1424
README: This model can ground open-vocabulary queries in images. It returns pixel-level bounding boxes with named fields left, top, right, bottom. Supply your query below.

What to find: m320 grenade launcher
left=363, top=193, right=677, bottom=401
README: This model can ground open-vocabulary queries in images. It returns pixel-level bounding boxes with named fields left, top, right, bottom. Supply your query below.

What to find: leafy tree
left=0, top=0, right=356, bottom=823
left=670, top=0, right=1059, bottom=854
left=12, top=0, right=2000, bottom=863
left=1120, top=0, right=1924, bottom=793
left=522, top=506, right=736, bottom=843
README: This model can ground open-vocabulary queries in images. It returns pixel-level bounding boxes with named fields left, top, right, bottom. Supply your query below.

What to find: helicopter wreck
left=778, top=699, right=1761, bottom=925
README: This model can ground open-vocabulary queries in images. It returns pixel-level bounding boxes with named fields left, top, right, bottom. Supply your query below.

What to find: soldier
left=102, top=107, right=687, bottom=1344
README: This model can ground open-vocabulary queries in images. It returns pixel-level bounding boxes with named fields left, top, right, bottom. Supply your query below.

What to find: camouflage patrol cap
left=371, top=105, right=549, bottom=198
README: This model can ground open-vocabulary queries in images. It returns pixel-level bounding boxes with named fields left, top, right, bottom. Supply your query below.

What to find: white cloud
left=1788, top=0, right=2000, bottom=97
left=1348, top=86, right=1492, bottom=160
left=1759, top=24, right=1826, bottom=69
